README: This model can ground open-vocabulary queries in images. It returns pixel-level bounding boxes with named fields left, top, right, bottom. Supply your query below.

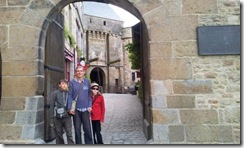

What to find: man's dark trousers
left=73, top=110, right=93, bottom=144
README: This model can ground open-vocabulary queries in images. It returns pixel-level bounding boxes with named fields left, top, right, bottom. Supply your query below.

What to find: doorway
left=90, top=67, right=105, bottom=93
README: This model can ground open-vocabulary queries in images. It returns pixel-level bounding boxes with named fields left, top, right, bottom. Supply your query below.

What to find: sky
left=83, top=2, right=140, bottom=28
left=109, top=4, right=140, bottom=28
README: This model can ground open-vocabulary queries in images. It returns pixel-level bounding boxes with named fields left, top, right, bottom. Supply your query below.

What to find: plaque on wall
left=197, top=25, right=240, bottom=55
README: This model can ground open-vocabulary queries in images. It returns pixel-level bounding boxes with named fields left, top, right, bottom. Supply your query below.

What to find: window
left=132, top=72, right=135, bottom=81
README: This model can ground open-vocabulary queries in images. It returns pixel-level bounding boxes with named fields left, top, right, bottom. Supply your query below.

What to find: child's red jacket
left=91, top=94, right=105, bottom=122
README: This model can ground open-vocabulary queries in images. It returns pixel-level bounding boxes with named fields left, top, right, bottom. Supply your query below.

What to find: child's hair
left=59, top=79, right=68, bottom=84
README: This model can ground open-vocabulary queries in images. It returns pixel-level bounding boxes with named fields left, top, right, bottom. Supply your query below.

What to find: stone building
left=62, top=2, right=85, bottom=82
left=82, top=2, right=124, bottom=93
left=0, top=0, right=240, bottom=144
left=63, top=2, right=139, bottom=93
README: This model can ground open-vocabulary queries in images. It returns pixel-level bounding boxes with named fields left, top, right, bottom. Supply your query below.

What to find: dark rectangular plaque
left=197, top=25, right=240, bottom=55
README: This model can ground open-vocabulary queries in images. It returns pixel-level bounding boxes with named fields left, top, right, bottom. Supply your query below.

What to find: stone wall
left=144, top=0, right=240, bottom=144
left=0, top=0, right=240, bottom=144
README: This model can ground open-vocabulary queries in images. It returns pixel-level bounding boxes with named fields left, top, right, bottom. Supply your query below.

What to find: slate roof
left=83, top=2, right=123, bottom=21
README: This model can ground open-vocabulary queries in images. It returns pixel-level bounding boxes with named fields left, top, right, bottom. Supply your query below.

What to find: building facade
left=62, top=2, right=85, bottom=81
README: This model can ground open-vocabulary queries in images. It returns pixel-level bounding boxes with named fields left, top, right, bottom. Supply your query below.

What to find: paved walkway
left=48, top=93, right=148, bottom=144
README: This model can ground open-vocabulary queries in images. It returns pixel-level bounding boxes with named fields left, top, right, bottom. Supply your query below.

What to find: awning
left=64, top=49, right=74, bottom=61
left=65, top=55, right=73, bottom=61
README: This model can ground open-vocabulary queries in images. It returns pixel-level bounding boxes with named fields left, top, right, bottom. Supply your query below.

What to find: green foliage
left=63, top=25, right=75, bottom=48
left=76, top=46, right=82, bottom=58
left=64, top=26, right=69, bottom=39
left=125, top=43, right=141, bottom=69
left=69, top=34, right=75, bottom=48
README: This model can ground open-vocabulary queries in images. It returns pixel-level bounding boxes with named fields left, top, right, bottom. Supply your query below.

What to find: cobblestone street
left=48, top=93, right=148, bottom=145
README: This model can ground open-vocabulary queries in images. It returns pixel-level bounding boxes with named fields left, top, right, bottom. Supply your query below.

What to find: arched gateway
left=0, top=0, right=240, bottom=144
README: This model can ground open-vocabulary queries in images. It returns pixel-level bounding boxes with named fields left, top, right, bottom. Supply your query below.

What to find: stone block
left=0, top=125, right=22, bottom=140
left=167, top=95, right=195, bottom=108
left=198, top=14, right=226, bottom=26
left=149, top=42, right=172, bottom=59
left=2, top=61, right=39, bottom=76
left=133, top=0, right=163, bottom=16
left=236, top=58, right=240, bottom=70
left=36, top=110, right=44, bottom=124
left=9, top=25, right=40, bottom=48
left=185, top=125, right=234, bottom=143
left=225, top=106, right=240, bottom=123
left=0, top=111, right=16, bottom=124
left=20, top=8, right=45, bottom=28
left=16, top=111, right=38, bottom=125
left=2, top=76, right=43, bottom=97
left=169, top=125, right=184, bottom=142
left=0, top=97, right=26, bottom=110
left=173, top=80, right=213, bottom=94
left=143, top=7, right=166, bottom=27
left=183, top=0, right=217, bottom=14
left=163, top=0, right=182, bottom=16
left=151, top=95, right=167, bottom=109
left=151, top=80, right=173, bottom=96
left=25, top=96, right=44, bottom=111
left=1, top=46, right=39, bottom=61
left=28, top=0, right=54, bottom=18
left=0, top=0, right=6, bottom=6
left=150, top=58, right=192, bottom=80
left=180, top=109, right=218, bottom=124
left=49, top=0, right=61, bottom=5
left=149, top=15, right=198, bottom=42
left=0, top=25, right=7, bottom=45
left=152, top=124, right=169, bottom=143
left=22, top=123, right=44, bottom=139
left=152, top=109, right=180, bottom=124
left=0, top=7, right=25, bottom=24
left=8, top=0, right=30, bottom=6
left=173, top=41, right=198, bottom=57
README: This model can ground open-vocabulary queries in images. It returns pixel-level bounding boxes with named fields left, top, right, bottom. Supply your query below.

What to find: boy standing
left=52, top=79, right=74, bottom=144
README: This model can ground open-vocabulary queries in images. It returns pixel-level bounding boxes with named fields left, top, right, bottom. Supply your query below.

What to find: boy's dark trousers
left=92, top=120, right=104, bottom=144
left=54, top=117, right=74, bottom=144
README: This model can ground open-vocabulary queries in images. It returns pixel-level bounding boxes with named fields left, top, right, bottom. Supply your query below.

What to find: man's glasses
left=92, top=88, right=99, bottom=90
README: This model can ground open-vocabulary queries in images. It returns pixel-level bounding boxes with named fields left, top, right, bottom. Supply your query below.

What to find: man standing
left=67, top=65, right=93, bottom=144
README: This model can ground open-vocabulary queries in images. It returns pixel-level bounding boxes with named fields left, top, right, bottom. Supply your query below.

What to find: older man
left=67, top=65, right=93, bottom=144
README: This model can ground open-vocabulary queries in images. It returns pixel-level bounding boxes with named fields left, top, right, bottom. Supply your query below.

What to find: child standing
left=90, top=82, right=105, bottom=144
left=52, top=79, right=74, bottom=144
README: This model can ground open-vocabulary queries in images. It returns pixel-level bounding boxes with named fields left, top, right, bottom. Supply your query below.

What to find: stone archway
left=38, top=0, right=151, bottom=143
left=90, top=67, right=105, bottom=92
left=90, top=67, right=104, bottom=88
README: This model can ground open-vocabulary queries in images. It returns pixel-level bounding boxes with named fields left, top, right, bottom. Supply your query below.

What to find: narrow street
left=101, top=93, right=147, bottom=144
left=48, top=93, right=148, bottom=144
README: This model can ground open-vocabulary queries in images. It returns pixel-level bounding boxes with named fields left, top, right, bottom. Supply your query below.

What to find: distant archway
left=90, top=67, right=105, bottom=92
